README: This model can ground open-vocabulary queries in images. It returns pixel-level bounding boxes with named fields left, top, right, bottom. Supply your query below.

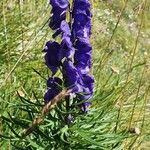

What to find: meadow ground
left=0, top=0, right=150, bottom=149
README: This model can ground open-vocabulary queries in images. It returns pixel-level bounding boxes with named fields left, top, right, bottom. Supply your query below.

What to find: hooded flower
left=72, top=0, right=91, bottom=11
left=52, top=21, right=75, bottom=58
left=74, top=52, right=91, bottom=74
left=49, top=0, right=69, bottom=30
left=43, top=41, right=62, bottom=75
left=44, top=77, right=62, bottom=103
left=78, top=74, right=94, bottom=100
left=50, top=0, right=68, bottom=8
left=74, top=38, right=92, bottom=74
left=60, top=21, right=75, bottom=58
left=75, top=38, right=92, bottom=54
left=62, top=59, right=83, bottom=93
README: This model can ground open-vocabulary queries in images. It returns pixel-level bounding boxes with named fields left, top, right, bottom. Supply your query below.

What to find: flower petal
left=44, top=77, right=62, bottom=103
left=44, top=41, right=61, bottom=74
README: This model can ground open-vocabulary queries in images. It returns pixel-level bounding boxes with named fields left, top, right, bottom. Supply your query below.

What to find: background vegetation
left=0, top=0, right=150, bottom=149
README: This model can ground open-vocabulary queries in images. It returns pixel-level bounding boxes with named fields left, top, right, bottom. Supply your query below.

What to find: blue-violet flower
left=44, top=0, right=94, bottom=114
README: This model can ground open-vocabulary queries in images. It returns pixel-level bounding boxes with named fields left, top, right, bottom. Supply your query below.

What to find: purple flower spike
left=44, top=0, right=94, bottom=113
left=71, top=0, right=94, bottom=112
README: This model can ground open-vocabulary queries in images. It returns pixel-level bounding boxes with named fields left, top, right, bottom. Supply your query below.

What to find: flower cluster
left=43, top=0, right=94, bottom=113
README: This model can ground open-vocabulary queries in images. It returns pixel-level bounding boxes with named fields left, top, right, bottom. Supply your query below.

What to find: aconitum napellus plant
left=43, top=0, right=94, bottom=114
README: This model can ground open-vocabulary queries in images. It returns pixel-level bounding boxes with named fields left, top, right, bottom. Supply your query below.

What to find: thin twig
left=22, top=90, right=71, bottom=137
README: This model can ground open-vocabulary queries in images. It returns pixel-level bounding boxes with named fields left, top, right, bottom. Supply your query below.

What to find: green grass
left=0, top=0, right=150, bottom=149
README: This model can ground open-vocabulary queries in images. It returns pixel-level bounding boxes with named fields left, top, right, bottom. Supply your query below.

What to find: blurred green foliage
left=0, top=0, right=150, bottom=149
